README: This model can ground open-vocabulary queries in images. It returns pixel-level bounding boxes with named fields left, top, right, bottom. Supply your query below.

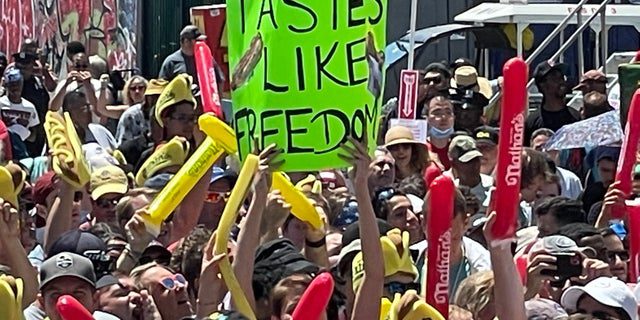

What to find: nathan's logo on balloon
left=433, top=230, right=451, bottom=304
left=188, top=143, right=221, bottom=176
left=227, top=0, right=388, bottom=171
left=505, top=114, right=525, bottom=186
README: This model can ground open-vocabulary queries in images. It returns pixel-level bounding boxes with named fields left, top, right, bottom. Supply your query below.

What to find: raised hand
left=0, top=199, right=19, bottom=243
left=124, top=212, right=155, bottom=253
left=338, top=133, right=372, bottom=183
left=253, top=143, right=283, bottom=196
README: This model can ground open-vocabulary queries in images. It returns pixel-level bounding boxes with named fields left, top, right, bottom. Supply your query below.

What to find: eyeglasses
left=169, top=114, right=198, bottom=124
left=74, top=64, right=89, bottom=70
left=384, top=281, right=420, bottom=295
left=606, top=250, right=630, bottom=262
left=129, top=85, right=146, bottom=92
left=160, top=273, right=187, bottom=290
left=95, top=197, right=120, bottom=209
left=205, top=191, right=229, bottom=203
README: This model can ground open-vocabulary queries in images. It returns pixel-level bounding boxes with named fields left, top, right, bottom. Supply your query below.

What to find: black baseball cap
left=533, top=60, right=568, bottom=84
left=180, top=25, right=203, bottom=40
left=473, top=126, right=499, bottom=146
left=341, top=218, right=393, bottom=247
left=12, top=51, right=38, bottom=63
left=425, top=62, right=451, bottom=79
left=40, top=252, right=96, bottom=289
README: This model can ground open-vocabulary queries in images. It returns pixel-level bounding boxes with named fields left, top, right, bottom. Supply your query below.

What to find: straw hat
left=450, top=66, right=493, bottom=99
left=384, top=126, right=426, bottom=148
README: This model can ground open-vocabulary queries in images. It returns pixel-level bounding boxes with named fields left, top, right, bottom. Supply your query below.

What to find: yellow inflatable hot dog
left=384, top=291, right=445, bottom=320
left=214, top=154, right=259, bottom=320
left=272, top=173, right=322, bottom=229
left=143, top=115, right=236, bottom=235
left=199, top=114, right=322, bottom=229
left=0, top=275, right=23, bottom=320
left=43, top=112, right=90, bottom=189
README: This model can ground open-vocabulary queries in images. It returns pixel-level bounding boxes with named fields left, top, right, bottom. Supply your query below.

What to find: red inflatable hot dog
left=194, top=40, right=223, bottom=118
left=614, top=89, right=640, bottom=219
left=56, top=295, right=93, bottom=320
left=626, top=200, right=640, bottom=283
left=491, top=57, right=528, bottom=242
left=291, top=272, right=335, bottom=320
left=425, top=174, right=454, bottom=318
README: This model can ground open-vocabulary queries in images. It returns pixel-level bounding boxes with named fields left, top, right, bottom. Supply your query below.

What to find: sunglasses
left=205, top=191, right=229, bottom=203
left=424, top=76, right=442, bottom=85
left=607, top=250, right=630, bottom=262
left=159, top=273, right=187, bottom=290
left=75, top=64, right=89, bottom=70
left=384, top=281, right=420, bottom=295
left=129, top=85, right=146, bottom=92
left=95, top=197, right=120, bottom=209
left=73, top=191, right=83, bottom=202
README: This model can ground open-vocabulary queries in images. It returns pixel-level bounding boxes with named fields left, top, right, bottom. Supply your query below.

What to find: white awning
left=455, top=3, right=640, bottom=30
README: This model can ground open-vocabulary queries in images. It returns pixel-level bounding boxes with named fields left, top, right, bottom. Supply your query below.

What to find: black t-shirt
left=580, top=181, right=607, bottom=214
left=525, top=106, right=580, bottom=145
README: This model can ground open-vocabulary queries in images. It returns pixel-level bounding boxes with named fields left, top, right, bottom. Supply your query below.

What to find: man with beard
left=525, top=61, right=580, bottom=144
left=96, top=274, right=161, bottom=320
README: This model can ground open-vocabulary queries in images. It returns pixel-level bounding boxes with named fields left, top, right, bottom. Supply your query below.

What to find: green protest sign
left=227, top=0, right=387, bottom=171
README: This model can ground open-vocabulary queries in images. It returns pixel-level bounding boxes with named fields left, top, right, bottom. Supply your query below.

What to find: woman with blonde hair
left=453, top=270, right=496, bottom=320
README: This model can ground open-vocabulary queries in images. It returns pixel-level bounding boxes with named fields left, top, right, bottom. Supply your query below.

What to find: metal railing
left=487, top=0, right=611, bottom=107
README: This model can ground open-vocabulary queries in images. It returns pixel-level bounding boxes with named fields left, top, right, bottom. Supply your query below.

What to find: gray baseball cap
left=40, top=252, right=96, bottom=289
left=448, top=135, right=483, bottom=163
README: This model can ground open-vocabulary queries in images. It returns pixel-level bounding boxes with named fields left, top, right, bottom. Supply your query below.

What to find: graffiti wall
left=0, top=0, right=138, bottom=76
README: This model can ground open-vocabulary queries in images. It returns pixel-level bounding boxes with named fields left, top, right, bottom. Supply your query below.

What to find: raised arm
left=49, top=72, right=78, bottom=111
left=0, top=200, right=38, bottom=308
left=232, top=144, right=281, bottom=313
left=484, top=212, right=526, bottom=320
left=43, top=175, right=76, bottom=253
left=339, top=135, right=383, bottom=320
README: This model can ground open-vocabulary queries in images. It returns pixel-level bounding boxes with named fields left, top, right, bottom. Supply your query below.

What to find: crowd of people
left=0, top=23, right=638, bottom=320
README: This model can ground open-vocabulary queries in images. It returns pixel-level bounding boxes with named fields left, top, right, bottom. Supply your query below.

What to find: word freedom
left=234, top=102, right=378, bottom=157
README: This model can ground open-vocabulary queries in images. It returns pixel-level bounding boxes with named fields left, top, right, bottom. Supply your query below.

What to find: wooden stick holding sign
left=142, top=115, right=235, bottom=236
left=491, top=57, right=527, bottom=243
left=195, top=40, right=224, bottom=118
left=614, top=89, right=640, bottom=219
left=425, top=174, right=454, bottom=318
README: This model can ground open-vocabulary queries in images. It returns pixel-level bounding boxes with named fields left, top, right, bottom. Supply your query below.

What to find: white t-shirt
left=0, top=96, right=40, bottom=140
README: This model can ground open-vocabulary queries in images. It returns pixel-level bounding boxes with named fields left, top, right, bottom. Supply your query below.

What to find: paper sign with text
left=390, top=118, right=428, bottom=142
left=227, top=0, right=387, bottom=171
left=398, top=69, right=419, bottom=119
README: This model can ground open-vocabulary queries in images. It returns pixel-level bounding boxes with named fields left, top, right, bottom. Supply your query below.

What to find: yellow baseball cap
left=145, top=79, right=169, bottom=96
left=0, top=162, right=26, bottom=208
left=89, top=166, right=128, bottom=200
left=351, top=229, right=418, bottom=292
left=135, top=137, right=190, bottom=187
left=154, top=74, right=196, bottom=127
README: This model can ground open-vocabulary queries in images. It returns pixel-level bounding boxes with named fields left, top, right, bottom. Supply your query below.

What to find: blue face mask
left=429, top=126, right=454, bottom=139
